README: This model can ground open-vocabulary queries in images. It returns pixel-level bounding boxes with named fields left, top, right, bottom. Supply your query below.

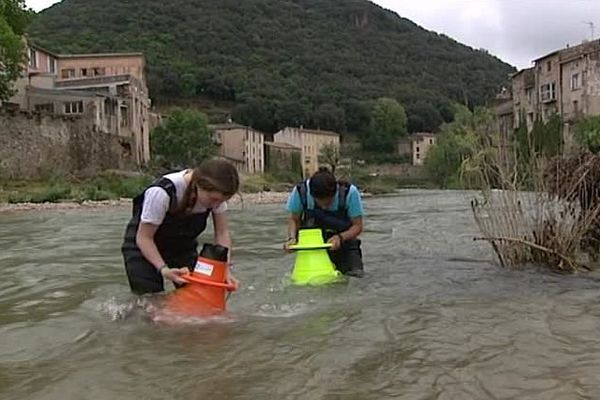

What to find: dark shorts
left=328, top=239, right=364, bottom=277
left=122, top=250, right=197, bottom=295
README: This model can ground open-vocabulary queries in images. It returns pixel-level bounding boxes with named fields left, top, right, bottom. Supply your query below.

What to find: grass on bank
left=0, top=166, right=439, bottom=204
left=0, top=172, right=152, bottom=204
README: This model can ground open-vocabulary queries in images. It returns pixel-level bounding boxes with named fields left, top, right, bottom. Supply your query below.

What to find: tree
left=313, top=103, right=346, bottom=133
left=151, top=108, right=217, bottom=168
left=0, top=0, right=33, bottom=101
left=180, top=72, right=197, bottom=97
left=363, top=97, right=407, bottom=152
left=273, top=100, right=311, bottom=130
left=425, top=130, right=476, bottom=188
left=575, top=116, right=600, bottom=154
left=318, top=142, right=339, bottom=174
left=231, top=98, right=276, bottom=133
left=531, top=113, right=562, bottom=157
left=406, top=101, right=443, bottom=132
left=424, top=105, right=482, bottom=187
left=343, top=99, right=371, bottom=134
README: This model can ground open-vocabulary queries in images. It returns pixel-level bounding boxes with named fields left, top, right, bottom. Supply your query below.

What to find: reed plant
left=463, top=124, right=600, bottom=272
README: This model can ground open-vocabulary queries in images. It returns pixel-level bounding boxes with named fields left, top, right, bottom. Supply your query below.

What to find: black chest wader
left=121, top=177, right=211, bottom=294
left=297, top=181, right=363, bottom=276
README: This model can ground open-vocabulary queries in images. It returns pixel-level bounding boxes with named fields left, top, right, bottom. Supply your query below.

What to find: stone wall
left=264, top=144, right=302, bottom=177
left=0, top=108, right=135, bottom=179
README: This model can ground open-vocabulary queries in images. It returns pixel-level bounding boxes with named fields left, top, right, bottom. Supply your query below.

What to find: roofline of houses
left=211, top=123, right=262, bottom=131
left=58, top=52, right=145, bottom=59
left=26, top=86, right=115, bottom=99
left=54, top=74, right=140, bottom=89
left=265, top=141, right=301, bottom=150
left=211, top=123, right=268, bottom=136
left=211, top=123, right=247, bottom=130
left=26, top=40, right=144, bottom=61
left=533, top=38, right=600, bottom=63
left=280, top=127, right=340, bottom=137
left=533, top=49, right=560, bottom=62
left=28, top=41, right=60, bottom=58
left=411, top=132, right=435, bottom=137
left=510, top=67, right=534, bottom=78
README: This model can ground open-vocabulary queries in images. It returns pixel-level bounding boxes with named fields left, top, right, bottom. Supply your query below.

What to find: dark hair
left=309, top=167, right=337, bottom=199
left=177, top=159, right=239, bottom=214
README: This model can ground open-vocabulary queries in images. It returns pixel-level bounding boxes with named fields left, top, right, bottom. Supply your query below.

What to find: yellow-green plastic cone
left=291, top=229, right=342, bottom=285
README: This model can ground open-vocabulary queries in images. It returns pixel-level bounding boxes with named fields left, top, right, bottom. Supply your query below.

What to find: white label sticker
left=194, top=260, right=214, bottom=276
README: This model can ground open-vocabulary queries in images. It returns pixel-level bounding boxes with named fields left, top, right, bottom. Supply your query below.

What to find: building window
left=540, top=82, right=556, bottom=102
left=61, top=69, right=75, bottom=79
left=28, top=48, right=37, bottom=68
left=48, top=57, right=56, bottom=74
left=526, top=88, right=534, bottom=103
left=64, top=101, right=83, bottom=114
left=571, top=73, right=581, bottom=90
left=546, top=61, right=551, bottom=72
left=416, top=153, right=420, bottom=160
left=416, top=146, right=420, bottom=152
left=429, top=139, right=433, bottom=144
left=93, top=67, right=105, bottom=76
left=81, top=68, right=89, bottom=77
left=120, top=106, right=129, bottom=127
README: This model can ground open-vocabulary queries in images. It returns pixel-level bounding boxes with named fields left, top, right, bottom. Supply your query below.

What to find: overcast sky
left=25, top=0, right=600, bottom=70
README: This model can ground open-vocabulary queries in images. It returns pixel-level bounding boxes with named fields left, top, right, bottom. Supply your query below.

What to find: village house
left=410, top=132, right=435, bottom=166
left=510, top=67, right=536, bottom=132
left=273, top=127, right=340, bottom=177
left=264, top=141, right=302, bottom=178
left=7, top=42, right=151, bottom=166
left=559, top=40, right=600, bottom=121
left=397, top=133, right=435, bottom=166
left=212, top=123, right=265, bottom=173
left=496, top=38, right=600, bottom=153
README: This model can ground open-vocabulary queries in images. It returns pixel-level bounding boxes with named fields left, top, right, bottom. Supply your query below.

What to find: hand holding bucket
left=165, top=244, right=238, bottom=316
left=289, top=229, right=342, bottom=285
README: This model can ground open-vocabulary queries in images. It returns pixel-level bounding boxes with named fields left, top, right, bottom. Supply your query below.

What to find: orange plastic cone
left=164, top=256, right=237, bottom=317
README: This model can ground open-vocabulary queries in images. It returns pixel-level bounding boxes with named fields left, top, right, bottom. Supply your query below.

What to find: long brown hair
left=176, top=159, right=239, bottom=214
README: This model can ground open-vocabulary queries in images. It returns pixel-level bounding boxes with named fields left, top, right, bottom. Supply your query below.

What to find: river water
left=1, top=190, right=600, bottom=399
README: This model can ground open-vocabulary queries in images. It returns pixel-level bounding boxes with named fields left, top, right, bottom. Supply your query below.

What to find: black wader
left=121, top=177, right=210, bottom=294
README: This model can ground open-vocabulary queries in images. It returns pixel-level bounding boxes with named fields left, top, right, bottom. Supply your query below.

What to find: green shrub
left=7, top=192, right=33, bottom=204
left=30, top=186, right=72, bottom=203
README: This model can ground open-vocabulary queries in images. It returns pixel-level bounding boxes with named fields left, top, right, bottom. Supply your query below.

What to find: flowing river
left=2, top=190, right=600, bottom=399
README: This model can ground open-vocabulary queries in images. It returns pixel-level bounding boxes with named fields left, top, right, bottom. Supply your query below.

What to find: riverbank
left=0, top=191, right=293, bottom=213
left=0, top=169, right=418, bottom=213
left=0, top=190, right=379, bottom=213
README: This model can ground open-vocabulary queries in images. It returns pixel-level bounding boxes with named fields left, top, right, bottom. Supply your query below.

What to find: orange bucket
left=164, top=255, right=238, bottom=317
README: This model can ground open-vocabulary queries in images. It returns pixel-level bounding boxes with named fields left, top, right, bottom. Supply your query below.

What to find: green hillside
left=28, top=0, right=515, bottom=133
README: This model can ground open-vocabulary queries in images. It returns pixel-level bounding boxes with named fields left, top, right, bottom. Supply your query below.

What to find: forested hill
left=28, top=0, right=515, bottom=133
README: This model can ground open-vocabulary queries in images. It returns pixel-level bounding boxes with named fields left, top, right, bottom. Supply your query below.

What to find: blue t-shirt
left=286, top=180, right=364, bottom=219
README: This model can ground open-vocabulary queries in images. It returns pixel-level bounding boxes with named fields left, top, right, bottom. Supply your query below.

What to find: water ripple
left=2, top=192, right=600, bottom=399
